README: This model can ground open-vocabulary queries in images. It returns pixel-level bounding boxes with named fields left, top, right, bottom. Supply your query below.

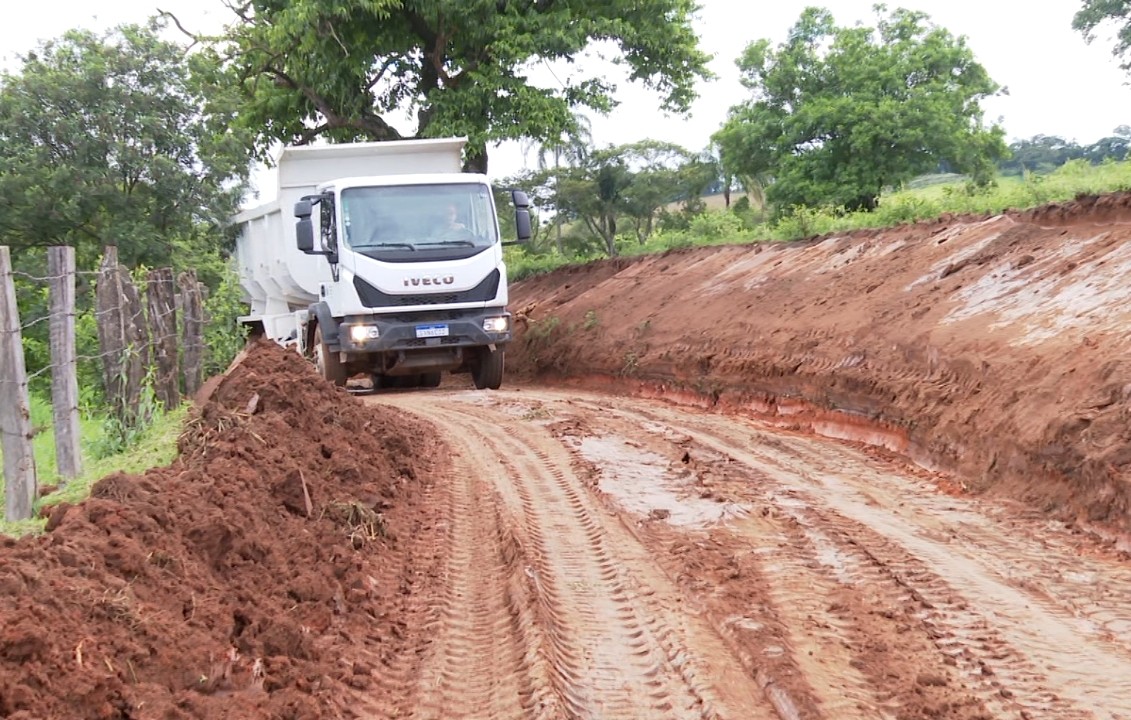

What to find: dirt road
left=374, top=386, right=1131, bottom=720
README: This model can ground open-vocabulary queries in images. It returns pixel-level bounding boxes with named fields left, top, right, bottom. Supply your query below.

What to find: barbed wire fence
left=1, top=245, right=207, bottom=522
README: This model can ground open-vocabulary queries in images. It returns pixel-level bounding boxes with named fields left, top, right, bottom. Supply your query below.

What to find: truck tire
left=314, top=324, right=347, bottom=387
left=472, top=349, right=504, bottom=390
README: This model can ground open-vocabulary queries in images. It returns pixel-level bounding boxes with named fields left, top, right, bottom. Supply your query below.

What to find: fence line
left=0, top=244, right=209, bottom=521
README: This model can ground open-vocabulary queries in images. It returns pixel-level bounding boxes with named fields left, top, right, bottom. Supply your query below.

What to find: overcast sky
left=2, top=0, right=1129, bottom=198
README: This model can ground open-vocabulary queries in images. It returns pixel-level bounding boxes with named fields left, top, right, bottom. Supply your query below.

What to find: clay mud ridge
left=377, top=386, right=1131, bottom=720
left=0, top=340, right=449, bottom=719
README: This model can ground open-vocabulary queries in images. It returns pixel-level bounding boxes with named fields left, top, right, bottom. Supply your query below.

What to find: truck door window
left=320, top=196, right=336, bottom=251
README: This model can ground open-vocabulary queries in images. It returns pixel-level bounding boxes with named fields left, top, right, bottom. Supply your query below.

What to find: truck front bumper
left=337, top=310, right=512, bottom=354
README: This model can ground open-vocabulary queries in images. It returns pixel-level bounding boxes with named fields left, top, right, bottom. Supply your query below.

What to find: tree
left=1075, top=1, right=1131, bottom=70
left=999, top=135, right=1085, bottom=175
left=1083, top=125, right=1131, bottom=163
left=197, top=0, right=712, bottom=173
left=713, top=6, right=1006, bottom=213
left=521, top=112, right=593, bottom=254
left=555, top=152, right=632, bottom=257
left=618, top=141, right=711, bottom=242
left=549, top=140, right=712, bottom=256
left=0, top=22, right=251, bottom=269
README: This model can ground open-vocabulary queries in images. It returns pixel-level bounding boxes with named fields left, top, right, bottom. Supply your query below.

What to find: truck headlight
left=483, top=316, right=509, bottom=333
left=349, top=325, right=380, bottom=343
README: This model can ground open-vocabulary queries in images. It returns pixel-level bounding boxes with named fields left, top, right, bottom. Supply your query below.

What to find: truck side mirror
left=514, top=208, right=532, bottom=243
left=296, top=217, right=315, bottom=253
left=294, top=199, right=313, bottom=219
left=511, top=190, right=532, bottom=243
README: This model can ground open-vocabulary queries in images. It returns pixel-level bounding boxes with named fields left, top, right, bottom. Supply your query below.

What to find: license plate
left=415, top=324, right=449, bottom=338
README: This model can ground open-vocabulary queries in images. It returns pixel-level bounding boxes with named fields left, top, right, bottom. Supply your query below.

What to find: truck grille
left=354, top=270, right=500, bottom=308
left=392, top=293, right=460, bottom=306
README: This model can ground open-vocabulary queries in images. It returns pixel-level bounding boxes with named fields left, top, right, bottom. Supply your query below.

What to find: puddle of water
left=573, top=435, right=749, bottom=529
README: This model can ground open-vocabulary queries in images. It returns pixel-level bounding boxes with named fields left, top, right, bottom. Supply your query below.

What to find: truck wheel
left=472, top=349, right=504, bottom=390
left=313, top=324, right=347, bottom=386
left=420, top=372, right=442, bottom=388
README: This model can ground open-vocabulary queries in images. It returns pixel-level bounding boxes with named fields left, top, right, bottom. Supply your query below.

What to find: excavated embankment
left=508, top=191, right=1131, bottom=538
left=0, top=339, right=444, bottom=719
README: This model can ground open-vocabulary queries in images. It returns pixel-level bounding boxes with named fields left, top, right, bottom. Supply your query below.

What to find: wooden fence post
left=48, top=246, right=81, bottom=481
left=178, top=271, right=204, bottom=397
left=95, top=246, right=149, bottom=426
left=0, top=246, right=37, bottom=521
left=146, top=268, right=179, bottom=409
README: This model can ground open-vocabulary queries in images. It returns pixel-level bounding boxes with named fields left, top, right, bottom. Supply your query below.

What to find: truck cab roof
left=322, top=173, right=491, bottom=192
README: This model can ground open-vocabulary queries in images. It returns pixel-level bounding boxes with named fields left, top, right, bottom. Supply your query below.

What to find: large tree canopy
left=0, top=22, right=250, bottom=268
left=201, top=0, right=712, bottom=172
left=713, top=6, right=1006, bottom=212
left=1075, top=0, right=1131, bottom=70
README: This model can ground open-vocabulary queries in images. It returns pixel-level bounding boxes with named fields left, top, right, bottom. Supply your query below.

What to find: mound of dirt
left=0, top=339, right=440, bottom=719
left=508, top=191, right=1131, bottom=537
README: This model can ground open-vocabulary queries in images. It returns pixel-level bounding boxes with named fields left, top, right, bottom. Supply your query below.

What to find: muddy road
left=373, top=386, right=1131, bottom=720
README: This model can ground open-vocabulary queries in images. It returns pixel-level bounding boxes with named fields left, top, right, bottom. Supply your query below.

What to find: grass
left=506, top=158, right=1131, bottom=280
left=0, top=396, right=188, bottom=537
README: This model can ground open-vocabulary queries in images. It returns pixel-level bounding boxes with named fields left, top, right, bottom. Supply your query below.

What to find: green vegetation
left=0, top=21, right=249, bottom=270
left=506, top=158, right=1131, bottom=280
left=509, top=140, right=720, bottom=258
left=0, top=21, right=252, bottom=442
left=713, top=6, right=1005, bottom=213
left=1001, top=130, right=1131, bottom=175
left=0, top=399, right=187, bottom=536
left=0, top=20, right=251, bottom=527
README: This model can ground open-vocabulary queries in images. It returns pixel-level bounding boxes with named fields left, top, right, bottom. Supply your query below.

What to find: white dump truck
left=232, top=137, right=531, bottom=390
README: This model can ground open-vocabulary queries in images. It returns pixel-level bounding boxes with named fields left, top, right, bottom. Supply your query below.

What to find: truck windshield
left=340, top=183, right=499, bottom=253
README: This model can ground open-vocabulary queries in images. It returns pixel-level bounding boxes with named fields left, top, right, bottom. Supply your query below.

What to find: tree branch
left=365, top=56, right=401, bottom=92
left=296, top=123, right=330, bottom=145
left=268, top=67, right=403, bottom=141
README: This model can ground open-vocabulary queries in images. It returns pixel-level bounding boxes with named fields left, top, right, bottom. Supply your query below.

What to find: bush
left=770, top=205, right=845, bottom=241
left=202, top=260, right=250, bottom=377
left=505, top=248, right=571, bottom=280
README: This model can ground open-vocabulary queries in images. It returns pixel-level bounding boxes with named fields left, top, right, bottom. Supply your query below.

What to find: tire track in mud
left=349, top=472, right=449, bottom=719
left=375, top=393, right=774, bottom=720
left=400, top=439, right=549, bottom=719
left=537, top=396, right=981, bottom=719
left=560, top=394, right=1131, bottom=720
left=766, top=432, right=1131, bottom=662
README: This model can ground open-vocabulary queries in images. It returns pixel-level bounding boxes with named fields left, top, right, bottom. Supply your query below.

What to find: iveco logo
left=403, top=275, right=455, bottom=287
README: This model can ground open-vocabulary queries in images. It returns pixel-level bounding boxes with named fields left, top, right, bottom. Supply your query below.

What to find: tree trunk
left=463, top=148, right=488, bottom=174
left=602, top=213, right=618, bottom=257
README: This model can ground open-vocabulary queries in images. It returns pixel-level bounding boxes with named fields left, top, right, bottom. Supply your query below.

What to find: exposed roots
left=323, top=502, right=387, bottom=548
